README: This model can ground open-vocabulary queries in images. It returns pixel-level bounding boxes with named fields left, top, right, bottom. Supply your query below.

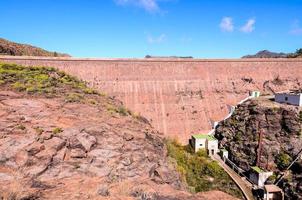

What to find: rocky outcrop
left=0, top=92, right=182, bottom=199
left=215, top=98, right=302, bottom=199
left=1, top=57, right=302, bottom=143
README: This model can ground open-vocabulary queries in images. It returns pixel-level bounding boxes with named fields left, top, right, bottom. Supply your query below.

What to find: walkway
left=212, top=155, right=255, bottom=200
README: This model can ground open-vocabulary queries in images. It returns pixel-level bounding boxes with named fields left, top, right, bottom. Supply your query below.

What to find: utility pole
left=256, top=121, right=264, bottom=168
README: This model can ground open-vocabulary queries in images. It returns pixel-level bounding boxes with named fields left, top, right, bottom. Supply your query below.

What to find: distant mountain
left=243, top=49, right=302, bottom=58
left=242, top=50, right=288, bottom=58
left=0, top=38, right=70, bottom=57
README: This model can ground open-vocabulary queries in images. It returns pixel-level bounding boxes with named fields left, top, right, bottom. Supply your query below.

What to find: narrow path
left=212, top=155, right=255, bottom=200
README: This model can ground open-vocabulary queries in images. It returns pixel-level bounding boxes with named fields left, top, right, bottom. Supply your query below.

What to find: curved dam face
left=1, top=56, right=302, bottom=143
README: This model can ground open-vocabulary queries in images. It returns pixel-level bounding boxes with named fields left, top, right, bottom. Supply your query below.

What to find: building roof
left=192, top=134, right=217, bottom=141
left=251, top=166, right=264, bottom=173
left=276, top=90, right=302, bottom=95
left=264, top=185, right=283, bottom=193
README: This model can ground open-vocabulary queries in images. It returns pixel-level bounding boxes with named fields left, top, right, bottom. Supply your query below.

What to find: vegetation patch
left=65, top=93, right=84, bottom=103
left=16, top=124, right=26, bottom=130
left=106, top=104, right=132, bottom=116
left=0, top=63, right=100, bottom=98
left=52, top=127, right=63, bottom=134
left=275, top=152, right=292, bottom=170
left=165, top=139, right=243, bottom=198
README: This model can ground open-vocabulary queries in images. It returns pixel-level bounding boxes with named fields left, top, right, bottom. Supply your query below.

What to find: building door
left=211, top=149, right=214, bottom=155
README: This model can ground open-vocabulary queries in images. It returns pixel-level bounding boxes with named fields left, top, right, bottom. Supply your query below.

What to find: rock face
left=0, top=92, right=182, bottom=199
left=215, top=97, right=302, bottom=199
left=1, top=57, right=302, bottom=143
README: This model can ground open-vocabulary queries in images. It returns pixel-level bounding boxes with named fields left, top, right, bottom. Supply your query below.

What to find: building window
left=285, top=97, right=288, bottom=101
left=200, top=144, right=203, bottom=147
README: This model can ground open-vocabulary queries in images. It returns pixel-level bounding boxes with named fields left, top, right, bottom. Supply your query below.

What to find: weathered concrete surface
left=1, top=56, right=302, bottom=143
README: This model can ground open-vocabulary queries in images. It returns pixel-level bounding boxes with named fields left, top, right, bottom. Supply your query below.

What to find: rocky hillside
left=243, top=48, right=302, bottom=58
left=0, top=38, right=70, bottom=57
left=0, top=63, right=239, bottom=200
left=242, top=50, right=288, bottom=58
left=215, top=97, right=302, bottom=199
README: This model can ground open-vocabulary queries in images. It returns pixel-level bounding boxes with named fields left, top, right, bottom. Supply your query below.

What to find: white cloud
left=220, top=17, right=234, bottom=32
left=290, top=20, right=302, bottom=35
left=147, top=34, right=166, bottom=44
left=240, top=19, right=256, bottom=33
left=114, top=0, right=160, bottom=12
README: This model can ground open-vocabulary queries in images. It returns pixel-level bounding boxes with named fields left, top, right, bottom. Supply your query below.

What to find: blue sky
left=1, top=0, right=302, bottom=58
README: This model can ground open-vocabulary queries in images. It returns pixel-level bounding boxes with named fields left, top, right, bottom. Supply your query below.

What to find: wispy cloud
left=147, top=33, right=166, bottom=44
left=220, top=17, right=234, bottom=32
left=240, top=18, right=256, bottom=33
left=114, top=0, right=160, bottom=13
left=289, top=20, right=302, bottom=35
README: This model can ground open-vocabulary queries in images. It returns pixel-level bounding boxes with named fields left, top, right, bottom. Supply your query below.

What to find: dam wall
left=1, top=56, right=302, bottom=142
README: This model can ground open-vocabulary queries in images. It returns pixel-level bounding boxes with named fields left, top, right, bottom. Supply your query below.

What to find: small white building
left=249, top=166, right=273, bottom=187
left=250, top=91, right=261, bottom=98
left=263, top=185, right=284, bottom=200
left=275, top=91, right=302, bottom=106
left=219, top=149, right=229, bottom=161
left=191, top=134, right=218, bottom=155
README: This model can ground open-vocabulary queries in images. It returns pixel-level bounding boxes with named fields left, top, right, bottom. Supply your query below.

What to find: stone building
left=191, top=134, right=218, bottom=155
left=275, top=90, right=302, bottom=106
left=263, top=185, right=284, bottom=200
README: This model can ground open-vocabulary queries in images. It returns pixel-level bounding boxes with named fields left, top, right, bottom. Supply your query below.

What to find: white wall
left=259, top=172, right=273, bottom=187
left=194, top=138, right=207, bottom=152
left=207, top=140, right=219, bottom=155
left=275, top=93, right=302, bottom=106
left=249, top=171, right=273, bottom=187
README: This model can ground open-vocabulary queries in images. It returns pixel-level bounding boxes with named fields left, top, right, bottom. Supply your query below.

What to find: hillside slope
left=0, top=63, right=239, bottom=200
left=215, top=97, right=302, bottom=199
left=0, top=38, right=70, bottom=57
left=242, top=50, right=288, bottom=58
left=243, top=48, right=302, bottom=58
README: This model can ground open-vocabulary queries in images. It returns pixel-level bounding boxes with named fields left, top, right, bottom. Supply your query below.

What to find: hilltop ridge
left=0, top=38, right=70, bottom=57
left=242, top=49, right=302, bottom=58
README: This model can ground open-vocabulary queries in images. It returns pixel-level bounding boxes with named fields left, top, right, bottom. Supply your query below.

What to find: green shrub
left=276, top=152, right=292, bottom=170
left=52, top=127, right=63, bottom=134
left=16, top=124, right=26, bottom=130
left=83, top=88, right=99, bottom=95
left=88, top=99, right=98, bottom=105
left=65, top=93, right=84, bottom=103
left=34, top=127, right=44, bottom=135
left=106, top=104, right=131, bottom=116
left=117, top=106, right=131, bottom=116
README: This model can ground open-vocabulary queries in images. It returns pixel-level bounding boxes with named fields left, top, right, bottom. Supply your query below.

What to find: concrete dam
left=1, top=56, right=302, bottom=143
